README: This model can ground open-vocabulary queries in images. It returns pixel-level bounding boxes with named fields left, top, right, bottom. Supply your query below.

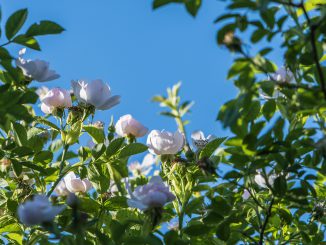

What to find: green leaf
left=92, top=143, right=106, bottom=160
left=13, top=35, right=41, bottom=51
left=83, top=125, right=105, bottom=144
left=273, top=176, right=287, bottom=196
left=211, top=196, right=231, bottom=216
left=244, top=101, right=261, bottom=121
left=119, top=143, right=148, bottom=158
left=33, top=151, right=53, bottom=165
left=224, top=170, right=243, bottom=179
left=65, top=121, right=83, bottom=145
left=88, top=163, right=110, bottom=194
left=12, top=146, right=33, bottom=157
left=11, top=122, right=27, bottom=146
left=183, top=223, right=212, bottom=236
left=216, top=222, right=230, bottom=241
left=185, top=0, right=202, bottom=17
left=104, top=196, right=128, bottom=210
left=262, top=99, right=276, bottom=121
left=5, top=9, right=28, bottom=40
left=11, top=159, right=22, bottom=177
left=106, top=137, right=125, bottom=158
left=35, top=117, right=60, bottom=132
left=153, top=0, right=183, bottom=9
left=199, top=137, right=227, bottom=159
left=0, top=47, right=13, bottom=60
left=251, top=28, right=266, bottom=43
left=21, top=161, right=47, bottom=174
left=26, top=20, right=64, bottom=36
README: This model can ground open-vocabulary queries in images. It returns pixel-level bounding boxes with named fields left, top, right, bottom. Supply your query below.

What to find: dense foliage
left=0, top=1, right=325, bottom=244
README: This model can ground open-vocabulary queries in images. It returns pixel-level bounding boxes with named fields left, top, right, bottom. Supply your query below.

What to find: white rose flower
left=146, top=130, right=184, bottom=155
left=16, top=48, right=60, bottom=82
left=254, top=172, right=277, bottom=188
left=36, top=86, right=49, bottom=100
left=40, top=88, right=72, bottom=114
left=242, top=189, right=250, bottom=200
left=55, top=180, right=70, bottom=196
left=18, top=195, right=65, bottom=226
left=115, top=114, right=148, bottom=138
left=63, top=172, right=92, bottom=193
left=270, top=67, right=294, bottom=83
left=71, top=79, right=120, bottom=110
left=191, top=130, right=215, bottom=149
left=129, top=153, right=156, bottom=177
left=126, top=176, right=175, bottom=210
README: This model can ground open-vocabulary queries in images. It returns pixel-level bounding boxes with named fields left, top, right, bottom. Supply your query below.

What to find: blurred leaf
left=183, top=223, right=212, bottom=236
left=33, top=150, right=53, bottom=165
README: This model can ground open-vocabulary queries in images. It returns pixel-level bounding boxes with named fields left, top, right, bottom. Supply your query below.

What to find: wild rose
left=115, top=114, right=148, bottom=138
left=18, top=195, right=65, bottom=226
left=55, top=180, right=70, bottom=196
left=254, top=172, right=277, bottom=188
left=71, top=79, right=120, bottom=110
left=127, top=176, right=175, bottom=210
left=146, top=130, right=184, bottom=155
left=191, top=130, right=215, bottom=149
left=16, top=48, right=60, bottom=82
left=36, top=86, right=49, bottom=100
left=270, top=67, right=294, bottom=83
left=129, top=153, right=156, bottom=177
left=63, top=172, right=92, bottom=193
left=242, top=189, right=250, bottom=200
left=40, top=88, right=72, bottom=114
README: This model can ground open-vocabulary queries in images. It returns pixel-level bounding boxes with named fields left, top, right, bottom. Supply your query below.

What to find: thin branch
left=259, top=198, right=275, bottom=245
left=47, top=144, right=69, bottom=197
left=300, top=1, right=326, bottom=99
left=0, top=41, right=12, bottom=47
left=237, top=230, right=259, bottom=245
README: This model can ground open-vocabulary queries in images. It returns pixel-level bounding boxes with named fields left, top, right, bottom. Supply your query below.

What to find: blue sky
left=3, top=0, right=236, bottom=144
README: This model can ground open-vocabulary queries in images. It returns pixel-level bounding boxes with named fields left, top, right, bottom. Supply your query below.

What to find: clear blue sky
left=3, top=0, right=237, bottom=144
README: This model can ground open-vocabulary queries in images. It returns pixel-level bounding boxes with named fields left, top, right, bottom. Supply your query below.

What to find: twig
left=238, top=230, right=259, bottom=245
left=259, top=198, right=275, bottom=245
left=299, top=1, right=326, bottom=99
left=47, top=144, right=69, bottom=197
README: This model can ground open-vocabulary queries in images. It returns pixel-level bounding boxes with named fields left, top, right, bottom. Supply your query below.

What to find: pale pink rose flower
left=126, top=176, right=175, bottom=210
left=16, top=48, right=60, bottom=82
left=115, top=114, right=148, bottom=138
left=129, top=153, right=156, bottom=177
left=147, top=130, right=184, bottom=155
left=41, top=88, right=72, bottom=114
left=63, top=172, right=92, bottom=193
left=71, top=79, right=120, bottom=110
left=18, top=195, right=65, bottom=226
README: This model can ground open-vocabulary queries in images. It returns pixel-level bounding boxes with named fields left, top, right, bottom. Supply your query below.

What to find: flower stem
left=47, top=144, right=69, bottom=197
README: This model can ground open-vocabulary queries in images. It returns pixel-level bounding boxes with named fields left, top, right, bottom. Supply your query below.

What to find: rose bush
left=0, top=1, right=325, bottom=244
